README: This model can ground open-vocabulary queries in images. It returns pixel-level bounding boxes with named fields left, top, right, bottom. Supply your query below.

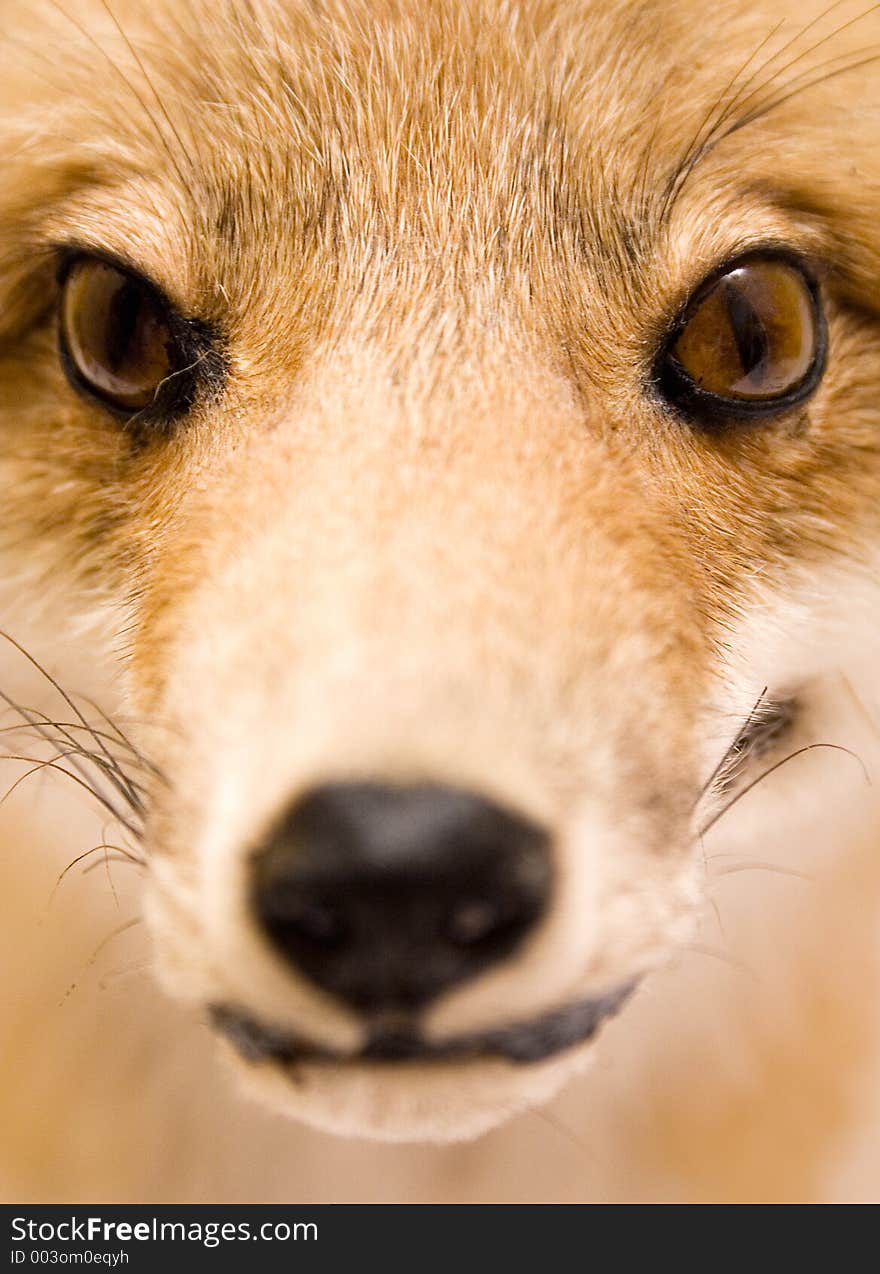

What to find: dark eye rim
left=651, top=248, right=828, bottom=426
left=56, top=247, right=224, bottom=428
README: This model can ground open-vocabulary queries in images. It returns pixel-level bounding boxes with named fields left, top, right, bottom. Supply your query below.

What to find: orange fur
left=1, top=0, right=879, bottom=1198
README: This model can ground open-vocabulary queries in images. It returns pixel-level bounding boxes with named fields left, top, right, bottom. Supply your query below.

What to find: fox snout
left=137, top=358, right=706, bottom=1140
left=251, top=781, right=553, bottom=1015
left=231, top=780, right=646, bottom=1068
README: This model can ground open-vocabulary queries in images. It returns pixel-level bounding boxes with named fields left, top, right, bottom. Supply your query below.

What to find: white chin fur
left=222, top=1044, right=594, bottom=1143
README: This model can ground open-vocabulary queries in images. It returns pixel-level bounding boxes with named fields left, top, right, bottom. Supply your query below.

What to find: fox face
left=1, top=0, right=878, bottom=1141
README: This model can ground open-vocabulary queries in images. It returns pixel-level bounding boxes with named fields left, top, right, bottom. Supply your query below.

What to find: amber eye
left=59, top=257, right=178, bottom=415
left=656, top=254, right=826, bottom=422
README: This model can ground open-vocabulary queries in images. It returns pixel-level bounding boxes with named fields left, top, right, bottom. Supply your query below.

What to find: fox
left=1, top=0, right=880, bottom=1203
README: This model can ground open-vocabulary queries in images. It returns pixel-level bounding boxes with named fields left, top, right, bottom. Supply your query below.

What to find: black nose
left=251, top=782, right=552, bottom=1012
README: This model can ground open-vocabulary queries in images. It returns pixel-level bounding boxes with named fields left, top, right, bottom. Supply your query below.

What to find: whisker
left=42, top=0, right=199, bottom=207
left=663, top=1, right=880, bottom=216
left=721, top=49, right=880, bottom=144
left=528, top=1107, right=598, bottom=1167
left=704, top=893, right=726, bottom=938
left=0, top=750, right=141, bottom=836
left=698, top=686, right=769, bottom=801
left=0, top=631, right=145, bottom=812
left=86, top=916, right=143, bottom=969
left=0, top=29, right=144, bottom=136
left=0, top=689, right=140, bottom=816
left=702, top=0, right=856, bottom=149
left=684, top=943, right=758, bottom=979
left=81, top=851, right=144, bottom=877
left=0, top=720, right=156, bottom=773
left=59, top=915, right=143, bottom=1008
left=98, top=0, right=199, bottom=176
left=700, top=742, right=871, bottom=837
left=76, top=693, right=166, bottom=780
left=99, top=958, right=154, bottom=990
left=717, top=2, right=880, bottom=136
left=722, top=37, right=880, bottom=134
left=1, top=718, right=149, bottom=809
left=708, top=859, right=812, bottom=881
left=660, top=18, right=786, bottom=220
left=102, top=845, right=120, bottom=908
left=51, top=841, right=145, bottom=901
left=841, top=675, right=880, bottom=742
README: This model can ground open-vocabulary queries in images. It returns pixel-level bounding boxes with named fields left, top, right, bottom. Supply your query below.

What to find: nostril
left=446, top=897, right=505, bottom=947
left=275, top=897, right=347, bottom=948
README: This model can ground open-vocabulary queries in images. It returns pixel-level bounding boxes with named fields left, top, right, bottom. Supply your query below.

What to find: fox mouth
left=210, top=981, right=637, bottom=1068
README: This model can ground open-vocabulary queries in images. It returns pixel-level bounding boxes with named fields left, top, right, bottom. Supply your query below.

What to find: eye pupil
left=722, top=278, right=768, bottom=380
left=60, top=258, right=175, bottom=414
left=105, top=278, right=151, bottom=373
left=660, top=254, right=825, bottom=422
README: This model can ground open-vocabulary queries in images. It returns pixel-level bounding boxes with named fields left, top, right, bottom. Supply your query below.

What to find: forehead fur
left=5, top=0, right=879, bottom=317
left=0, top=0, right=879, bottom=617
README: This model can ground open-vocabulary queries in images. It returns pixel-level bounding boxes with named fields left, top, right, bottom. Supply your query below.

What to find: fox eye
left=59, top=257, right=178, bottom=416
left=656, top=254, right=826, bottom=423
